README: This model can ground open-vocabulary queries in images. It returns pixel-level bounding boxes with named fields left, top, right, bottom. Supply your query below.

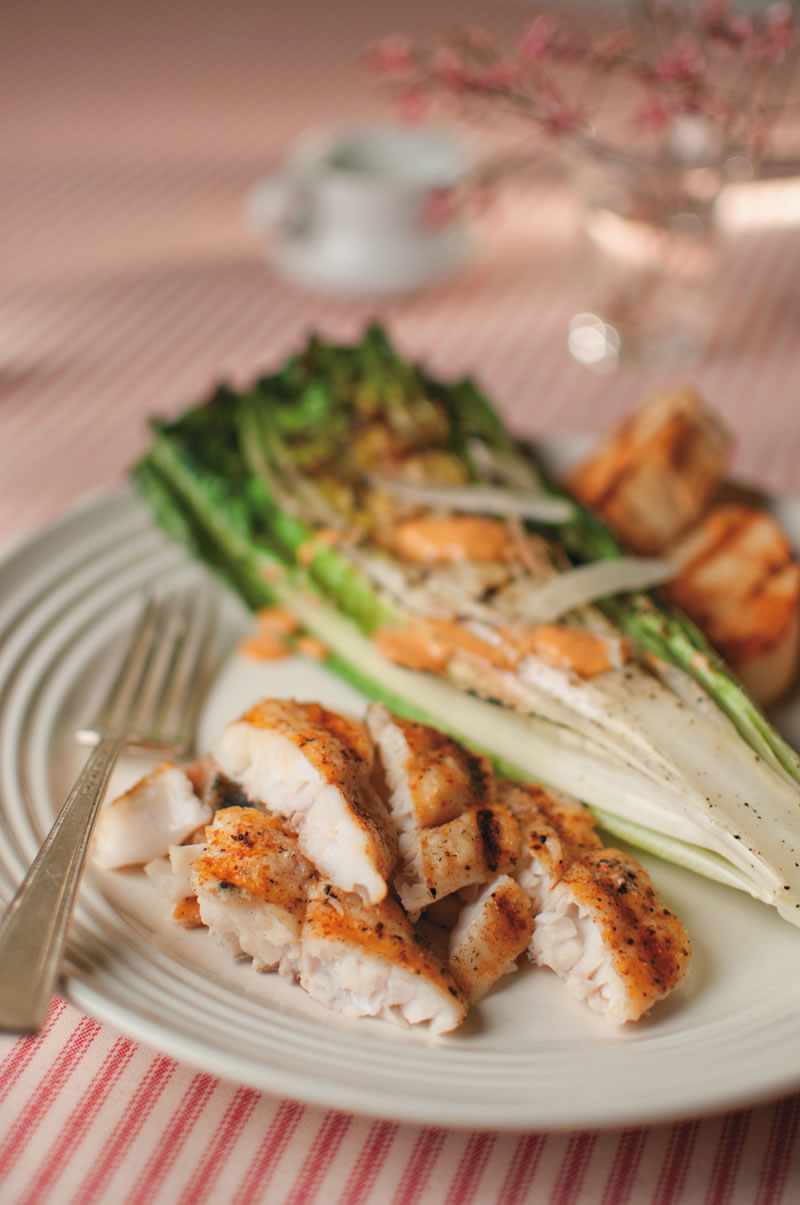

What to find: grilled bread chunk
left=569, top=388, right=732, bottom=555
left=667, top=504, right=800, bottom=706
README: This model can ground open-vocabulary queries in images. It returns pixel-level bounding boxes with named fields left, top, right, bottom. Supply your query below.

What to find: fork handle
left=0, top=734, right=126, bottom=1032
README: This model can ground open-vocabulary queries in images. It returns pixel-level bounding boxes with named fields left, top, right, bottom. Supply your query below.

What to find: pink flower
left=633, top=98, right=674, bottom=132
left=367, top=34, right=414, bottom=75
left=433, top=45, right=468, bottom=87
left=541, top=105, right=585, bottom=136
left=694, top=0, right=730, bottom=29
left=474, top=62, right=516, bottom=88
left=366, top=7, right=797, bottom=165
left=535, top=70, right=567, bottom=108
left=591, top=29, right=635, bottom=67
left=396, top=90, right=429, bottom=123
left=519, top=15, right=559, bottom=64
left=653, top=35, right=706, bottom=82
left=694, top=1, right=752, bottom=47
left=767, top=1, right=795, bottom=26
left=421, top=187, right=459, bottom=230
left=760, top=2, right=799, bottom=61
left=727, top=15, right=754, bottom=45
left=433, top=48, right=515, bottom=93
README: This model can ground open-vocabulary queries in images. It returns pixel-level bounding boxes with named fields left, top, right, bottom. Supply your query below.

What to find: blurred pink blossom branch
left=367, top=2, right=800, bottom=167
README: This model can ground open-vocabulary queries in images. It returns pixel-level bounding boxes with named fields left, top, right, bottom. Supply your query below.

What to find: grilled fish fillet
left=368, top=704, right=517, bottom=914
left=499, top=778, right=602, bottom=912
left=448, top=875, right=534, bottom=1003
left=119, top=702, right=690, bottom=1031
left=191, top=806, right=314, bottom=973
left=529, top=850, right=691, bottom=1023
left=213, top=699, right=397, bottom=903
left=298, top=879, right=467, bottom=1033
left=397, top=802, right=520, bottom=915
left=367, top=702, right=494, bottom=832
left=501, top=779, right=690, bottom=1022
left=569, top=387, right=732, bottom=555
left=667, top=504, right=800, bottom=705
left=94, top=762, right=212, bottom=869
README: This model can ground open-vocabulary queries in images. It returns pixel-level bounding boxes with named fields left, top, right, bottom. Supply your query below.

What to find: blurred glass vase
left=567, top=117, right=748, bottom=369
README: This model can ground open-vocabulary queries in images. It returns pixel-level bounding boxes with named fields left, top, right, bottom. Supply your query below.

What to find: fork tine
left=91, top=595, right=160, bottom=735
left=146, top=592, right=205, bottom=739
left=126, top=594, right=186, bottom=737
left=174, top=595, right=219, bottom=751
left=77, top=587, right=218, bottom=755
left=143, top=592, right=194, bottom=736
left=150, top=592, right=219, bottom=753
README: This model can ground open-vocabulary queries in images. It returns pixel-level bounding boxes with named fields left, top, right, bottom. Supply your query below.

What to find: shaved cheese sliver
left=466, top=439, right=546, bottom=491
left=518, top=557, right=677, bottom=623
left=367, top=474, right=573, bottom=524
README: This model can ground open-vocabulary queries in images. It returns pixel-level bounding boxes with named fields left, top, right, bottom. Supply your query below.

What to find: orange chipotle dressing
left=394, top=516, right=514, bottom=564
left=239, top=631, right=291, bottom=661
left=527, top=624, right=628, bottom=677
left=375, top=620, right=512, bottom=674
left=255, top=606, right=302, bottom=637
left=295, top=635, right=329, bottom=661
left=238, top=606, right=301, bottom=662
left=374, top=619, right=625, bottom=679
left=297, top=528, right=343, bottom=567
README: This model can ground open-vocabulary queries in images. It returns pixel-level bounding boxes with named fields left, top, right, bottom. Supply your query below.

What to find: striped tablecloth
left=2, top=0, right=800, bottom=1200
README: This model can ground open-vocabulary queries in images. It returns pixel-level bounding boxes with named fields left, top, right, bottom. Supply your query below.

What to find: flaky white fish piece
left=144, top=842, right=207, bottom=927
left=499, top=778, right=602, bottom=912
left=191, top=806, right=315, bottom=974
left=530, top=849, right=691, bottom=1024
left=298, top=879, right=467, bottom=1033
left=366, top=704, right=515, bottom=915
left=93, top=762, right=212, bottom=869
left=448, top=875, right=534, bottom=1003
left=366, top=702, right=494, bottom=833
left=498, top=778, right=690, bottom=1022
left=145, top=843, right=208, bottom=927
left=397, top=802, right=520, bottom=916
left=213, top=699, right=397, bottom=904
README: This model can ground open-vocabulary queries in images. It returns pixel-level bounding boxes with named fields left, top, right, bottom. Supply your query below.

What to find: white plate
left=3, top=476, right=800, bottom=1130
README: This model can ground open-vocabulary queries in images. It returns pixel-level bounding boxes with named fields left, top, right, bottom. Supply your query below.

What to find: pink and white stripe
left=3, top=1003, right=800, bottom=1204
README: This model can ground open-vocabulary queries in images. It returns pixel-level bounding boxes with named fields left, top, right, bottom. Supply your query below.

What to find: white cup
left=246, top=125, right=474, bottom=296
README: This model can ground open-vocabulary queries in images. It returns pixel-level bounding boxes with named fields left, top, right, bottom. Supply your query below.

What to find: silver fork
left=0, top=590, right=217, bottom=1033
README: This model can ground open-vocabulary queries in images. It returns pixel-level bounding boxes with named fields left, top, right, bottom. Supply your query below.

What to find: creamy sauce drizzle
left=394, top=516, right=514, bottom=564
left=375, top=619, right=626, bottom=678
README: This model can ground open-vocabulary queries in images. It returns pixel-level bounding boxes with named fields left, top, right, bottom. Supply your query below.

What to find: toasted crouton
left=667, top=505, right=800, bottom=705
left=569, top=388, right=733, bottom=555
